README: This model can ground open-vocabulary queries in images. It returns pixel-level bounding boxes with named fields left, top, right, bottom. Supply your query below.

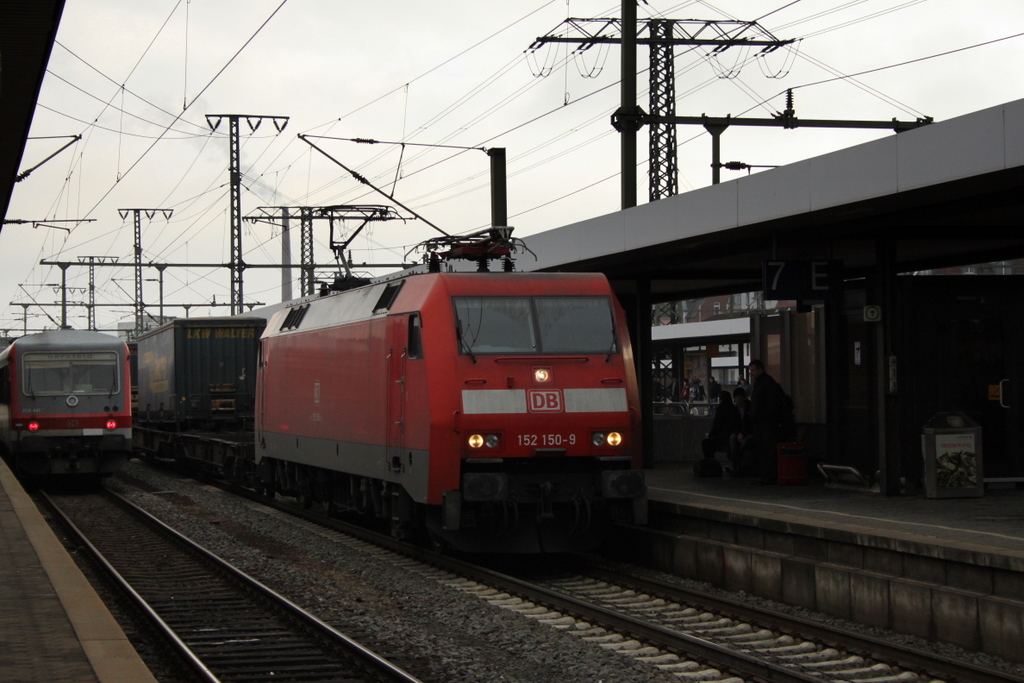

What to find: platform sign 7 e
left=763, top=260, right=840, bottom=301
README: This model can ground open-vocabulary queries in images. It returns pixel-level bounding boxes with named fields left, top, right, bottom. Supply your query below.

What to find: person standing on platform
left=728, top=387, right=756, bottom=475
left=692, top=378, right=705, bottom=402
left=748, top=359, right=785, bottom=484
left=701, top=390, right=741, bottom=460
left=708, top=376, right=721, bottom=403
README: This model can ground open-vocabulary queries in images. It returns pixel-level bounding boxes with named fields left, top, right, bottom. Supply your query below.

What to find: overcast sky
left=4, top=0, right=1023, bottom=333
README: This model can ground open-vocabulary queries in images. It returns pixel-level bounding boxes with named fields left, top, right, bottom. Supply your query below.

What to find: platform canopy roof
left=524, top=99, right=1024, bottom=302
left=0, top=1, right=66, bottom=234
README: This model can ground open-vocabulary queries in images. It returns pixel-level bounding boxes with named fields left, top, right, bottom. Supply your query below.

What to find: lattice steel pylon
left=77, top=255, right=118, bottom=330
left=648, top=19, right=678, bottom=202
left=206, top=114, right=289, bottom=314
left=529, top=16, right=793, bottom=204
left=117, top=208, right=172, bottom=337
left=299, top=207, right=315, bottom=297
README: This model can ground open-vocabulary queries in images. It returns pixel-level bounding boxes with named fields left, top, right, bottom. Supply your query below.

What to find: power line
left=792, top=30, right=1024, bottom=92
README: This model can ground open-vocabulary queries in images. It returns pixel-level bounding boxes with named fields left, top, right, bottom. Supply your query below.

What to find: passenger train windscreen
left=22, top=352, right=120, bottom=395
left=453, top=296, right=618, bottom=355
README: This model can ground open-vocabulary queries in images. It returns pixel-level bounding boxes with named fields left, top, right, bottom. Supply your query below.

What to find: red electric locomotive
left=255, top=270, right=647, bottom=552
left=0, top=330, right=133, bottom=479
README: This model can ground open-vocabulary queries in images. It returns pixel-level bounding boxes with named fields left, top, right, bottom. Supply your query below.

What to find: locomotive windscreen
left=22, top=352, right=120, bottom=396
left=453, top=296, right=617, bottom=355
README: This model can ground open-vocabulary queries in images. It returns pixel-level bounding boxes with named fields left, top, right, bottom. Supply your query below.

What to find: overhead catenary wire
left=21, top=2, right=296, bottom=319
left=311, top=0, right=929, bottom=229
left=28, top=10, right=925, bottom=253
left=7, top=1, right=1023, bottom=329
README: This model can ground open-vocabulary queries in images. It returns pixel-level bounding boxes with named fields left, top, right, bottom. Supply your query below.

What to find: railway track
left=111, top=463, right=1024, bottom=682
left=436, top=554, right=1024, bottom=682
left=41, top=488, right=424, bottom=683
left=232, top=490, right=1024, bottom=682
left=553, top=561, right=1020, bottom=683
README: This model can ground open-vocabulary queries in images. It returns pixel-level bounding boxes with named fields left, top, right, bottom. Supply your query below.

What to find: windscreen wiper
left=455, top=317, right=477, bottom=363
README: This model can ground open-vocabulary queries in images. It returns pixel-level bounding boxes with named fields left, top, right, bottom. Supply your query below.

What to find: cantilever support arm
left=298, top=134, right=450, bottom=237
left=16, top=135, right=82, bottom=182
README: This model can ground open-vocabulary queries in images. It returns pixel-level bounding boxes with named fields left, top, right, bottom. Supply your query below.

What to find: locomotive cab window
left=22, top=352, right=120, bottom=396
left=453, top=296, right=617, bottom=355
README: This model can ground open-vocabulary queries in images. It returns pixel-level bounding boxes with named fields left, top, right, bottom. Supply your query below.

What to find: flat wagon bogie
left=0, top=330, right=133, bottom=477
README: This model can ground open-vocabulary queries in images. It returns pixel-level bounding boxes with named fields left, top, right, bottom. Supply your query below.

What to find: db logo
left=527, top=389, right=563, bottom=413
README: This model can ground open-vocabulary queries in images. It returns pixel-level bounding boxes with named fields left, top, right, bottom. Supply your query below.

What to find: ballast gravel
left=106, top=461, right=682, bottom=683
left=105, top=459, right=1023, bottom=682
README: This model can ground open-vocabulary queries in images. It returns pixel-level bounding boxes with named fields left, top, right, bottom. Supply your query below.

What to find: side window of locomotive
left=373, top=281, right=404, bottom=315
left=453, top=297, right=536, bottom=355
left=22, top=352, right=119, bottom=396
left=534, top=297, right=617, bottom=355
left=0, top=365, right=9, bottom=403
left=408, top=313, right=424, bottom=359
left=280, top=304, right=310, bottom=331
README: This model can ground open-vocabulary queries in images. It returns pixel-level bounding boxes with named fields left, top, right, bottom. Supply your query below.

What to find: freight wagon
left=136, top=317, right=265, bottom=428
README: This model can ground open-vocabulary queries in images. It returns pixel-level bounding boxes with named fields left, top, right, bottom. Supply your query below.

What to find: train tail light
left=28, top=422, right=40, bottom=431
left=106, top=420, right=117, bottom=430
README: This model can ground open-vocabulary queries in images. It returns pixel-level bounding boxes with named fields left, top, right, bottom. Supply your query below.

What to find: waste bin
left=922, top=411, right=983, bottom=499
left=777, top=441, right=807, bottom=485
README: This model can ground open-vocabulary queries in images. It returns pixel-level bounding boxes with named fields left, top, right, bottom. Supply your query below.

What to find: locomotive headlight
left=469, top=434, right=499, bottom=449
left=534, top=367, right=551, bottom=383
left=592, top=432, right=623, bottom=446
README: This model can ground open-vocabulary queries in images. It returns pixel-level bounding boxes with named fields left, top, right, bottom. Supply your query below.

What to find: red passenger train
left=255, top=270, right=647, bottom=552
left=0, top=330, right=133, bottom=478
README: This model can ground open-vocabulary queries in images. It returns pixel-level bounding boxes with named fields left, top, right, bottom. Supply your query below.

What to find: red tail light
left=28, top=422, right=40, bottom=431
left=106, top=420, right=117, bottom=430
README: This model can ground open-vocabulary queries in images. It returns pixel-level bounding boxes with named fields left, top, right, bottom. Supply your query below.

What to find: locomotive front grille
left=461, top=456, right=640, bottom=504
